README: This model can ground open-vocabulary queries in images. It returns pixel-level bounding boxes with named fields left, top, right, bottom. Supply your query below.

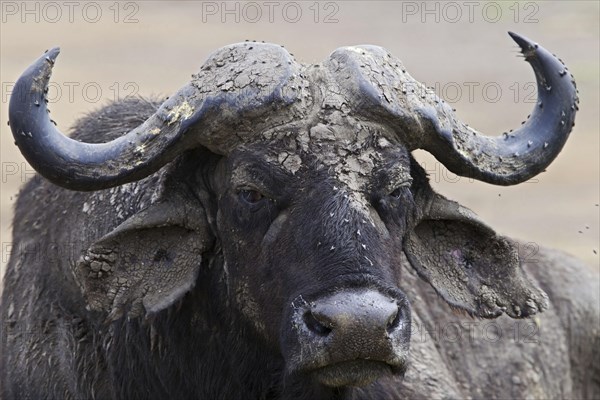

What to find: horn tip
left=45, top=47, right=61, bottom=62
left=507, top=31, right=537, bottom=54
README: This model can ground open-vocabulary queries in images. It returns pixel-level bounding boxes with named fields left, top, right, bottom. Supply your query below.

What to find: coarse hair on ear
left=403, top=193, right=548, bottom=319
left=76, top=176, right=214, bottom=322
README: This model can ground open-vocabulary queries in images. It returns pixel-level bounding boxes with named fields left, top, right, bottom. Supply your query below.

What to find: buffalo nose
left=303, top=291, right=405, bottom=338
left=286, top=289, right=411, bottom=386
left=300, top=290, right=410, bottom=363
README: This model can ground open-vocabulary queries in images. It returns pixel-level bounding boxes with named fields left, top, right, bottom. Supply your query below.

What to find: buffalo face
left=8, top=34, right=573, bottom=390
left=212, top=126, right=416, bottom=386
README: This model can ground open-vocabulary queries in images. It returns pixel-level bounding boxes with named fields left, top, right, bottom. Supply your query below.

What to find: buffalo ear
left=76, top=190, right=213, bottom=321
left=403, top=193, right=548, bottom=318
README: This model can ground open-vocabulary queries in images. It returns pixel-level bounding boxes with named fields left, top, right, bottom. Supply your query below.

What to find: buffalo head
left=8, top=33, right=577, bottom=387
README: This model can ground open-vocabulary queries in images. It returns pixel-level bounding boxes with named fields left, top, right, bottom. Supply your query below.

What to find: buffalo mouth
left=311, top=359, right=406, bottom=387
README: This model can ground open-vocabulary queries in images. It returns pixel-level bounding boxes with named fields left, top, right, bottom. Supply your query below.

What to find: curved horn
left=419, top=32, right=578, bottom=185
left=326, top=32, right=578, bottom=185
left=9, top=44, right=302, bottom=191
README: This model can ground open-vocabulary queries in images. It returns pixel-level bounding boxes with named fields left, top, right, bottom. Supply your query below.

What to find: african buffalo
left=1, top=32, right=598, bottom=399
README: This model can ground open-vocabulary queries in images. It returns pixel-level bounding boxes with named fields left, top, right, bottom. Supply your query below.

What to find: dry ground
left=1, top=1, right=598, bottom=294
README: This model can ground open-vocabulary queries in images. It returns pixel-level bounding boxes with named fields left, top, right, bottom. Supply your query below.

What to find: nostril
left=303, top=310, right=332, bottom=336
left=386, top=306, right=403, bottom=333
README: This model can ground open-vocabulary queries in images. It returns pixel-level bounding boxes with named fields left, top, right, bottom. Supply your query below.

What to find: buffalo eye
left=389, top=187, right=404, bottom=199
left=239, top=189, right=265, bottom=205
left=389, top=184, right=411, bottom=199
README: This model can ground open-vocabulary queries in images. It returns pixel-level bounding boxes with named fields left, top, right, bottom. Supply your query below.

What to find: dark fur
left=1, top=98, right=598, bottom=399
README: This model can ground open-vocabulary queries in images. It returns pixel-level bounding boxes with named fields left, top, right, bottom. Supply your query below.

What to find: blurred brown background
left=1, top=1, right=598, bottom=289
